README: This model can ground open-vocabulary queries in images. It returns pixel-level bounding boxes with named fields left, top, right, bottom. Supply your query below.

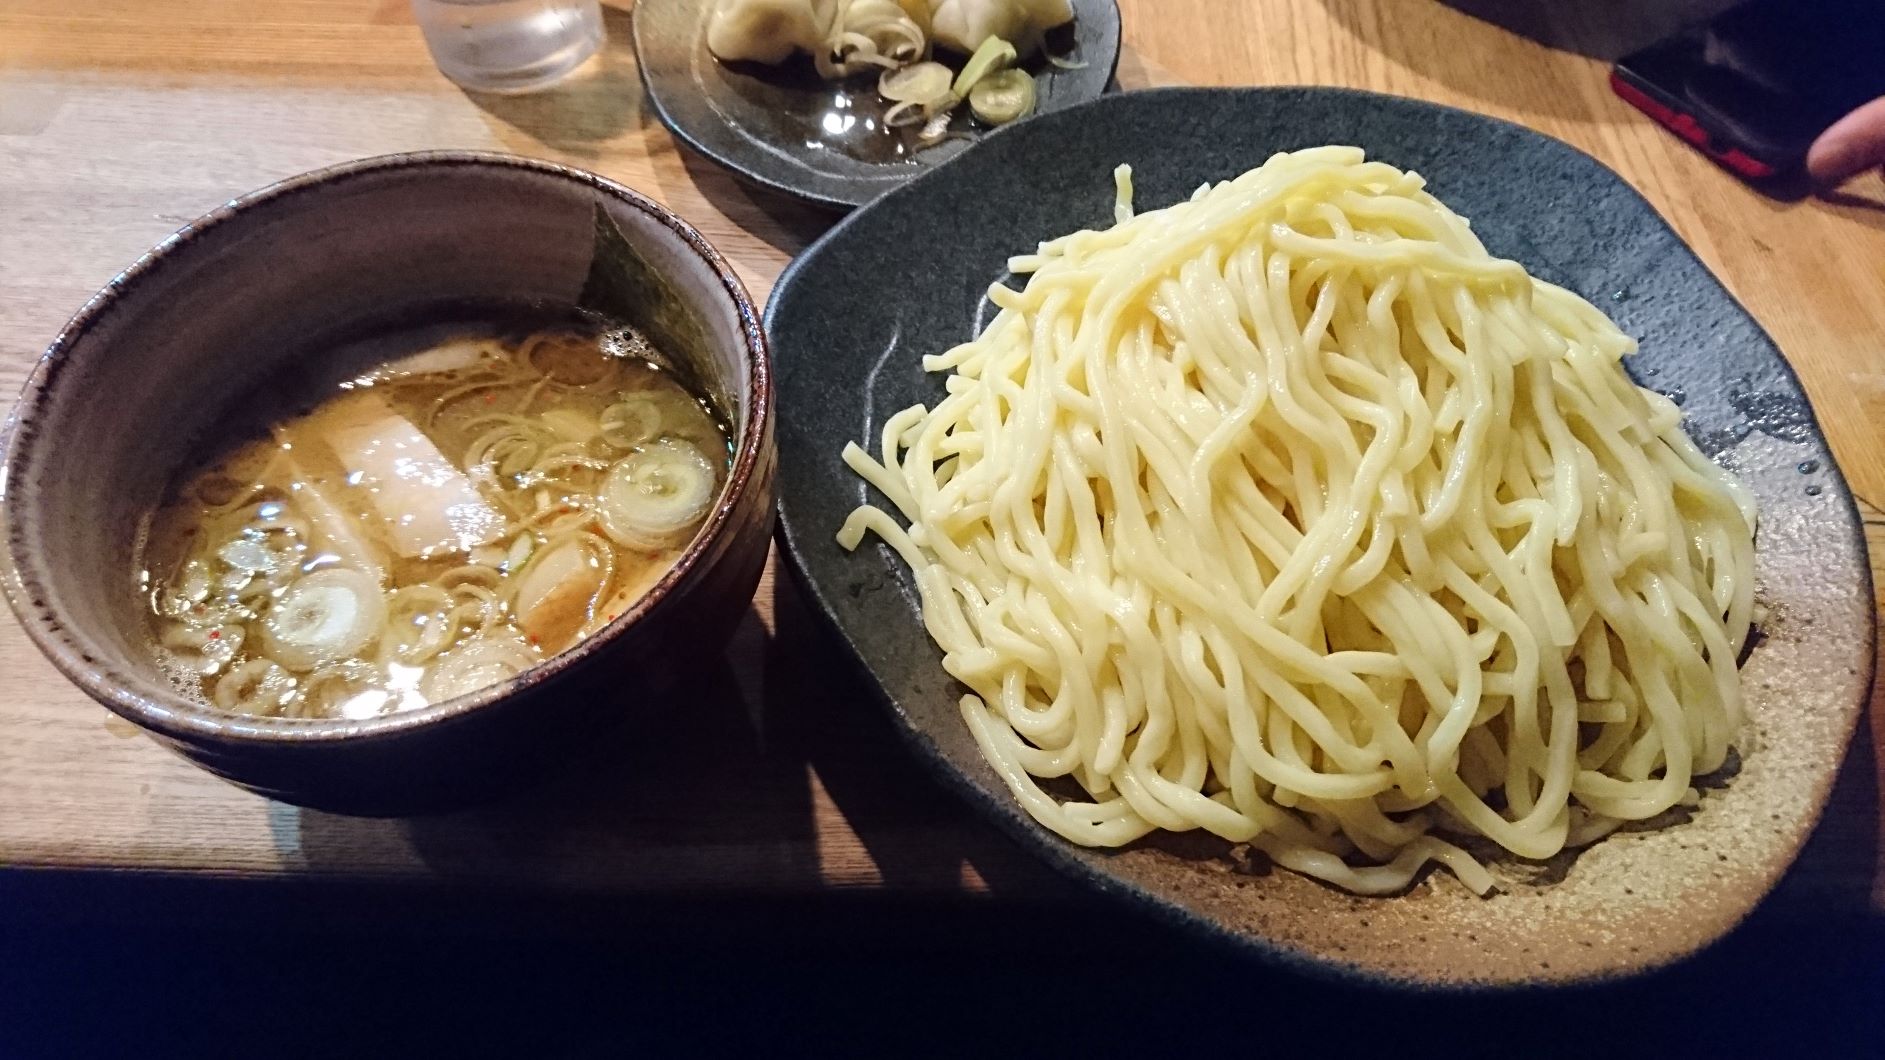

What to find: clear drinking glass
left=411, top=0, right=605, bottom=94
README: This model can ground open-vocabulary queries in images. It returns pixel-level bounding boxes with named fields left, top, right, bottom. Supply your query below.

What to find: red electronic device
left=1611, top=0, right=1885, bottom=185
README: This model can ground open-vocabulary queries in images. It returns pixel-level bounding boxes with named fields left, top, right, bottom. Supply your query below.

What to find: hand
left=1807, top=96, right=1885, bottom=186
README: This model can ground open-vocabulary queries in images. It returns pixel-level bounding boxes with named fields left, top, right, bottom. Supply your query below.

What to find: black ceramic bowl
left=768, top=87, right=1874, bottom=986
left=632, top=0, right=1123, bottom=210
left=0, top=153, right=776, bottom=816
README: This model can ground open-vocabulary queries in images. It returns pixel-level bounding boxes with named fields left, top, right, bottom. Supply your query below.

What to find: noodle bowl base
left=770, top=88, right=1873, bottom=986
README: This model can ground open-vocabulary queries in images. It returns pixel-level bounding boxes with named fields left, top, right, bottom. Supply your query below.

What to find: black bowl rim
left=629, top=0, right=1125, bottom=211
left=766, top=85, right=1878, bottom=990
left=0, top=150, right=774, bottom=747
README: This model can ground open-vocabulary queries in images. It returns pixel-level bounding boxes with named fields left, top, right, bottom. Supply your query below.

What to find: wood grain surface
left=1, top=0, right=1880, bottom=912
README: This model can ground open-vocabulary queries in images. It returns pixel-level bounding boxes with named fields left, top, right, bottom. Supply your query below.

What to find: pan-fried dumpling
left=707, top=0, right=840, bottom=64
left=926, top=0, right=1072, bottom=56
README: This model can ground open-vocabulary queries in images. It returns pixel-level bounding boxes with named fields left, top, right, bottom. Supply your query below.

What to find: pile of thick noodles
left=838, top=148, right=1757, bottom=895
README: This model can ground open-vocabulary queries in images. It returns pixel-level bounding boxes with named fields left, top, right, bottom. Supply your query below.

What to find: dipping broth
left=142, top=320, right=731, bottom=720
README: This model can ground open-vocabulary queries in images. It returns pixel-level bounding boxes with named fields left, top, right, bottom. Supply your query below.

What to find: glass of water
left=411, top=0, right=605, bottom=94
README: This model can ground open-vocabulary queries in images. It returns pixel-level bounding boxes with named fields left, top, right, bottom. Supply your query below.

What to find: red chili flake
left=527, top=634, right=540, bottom=645
left=207, top=630, right=221, bottom=639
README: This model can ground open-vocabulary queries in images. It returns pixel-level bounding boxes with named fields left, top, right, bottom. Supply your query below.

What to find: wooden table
left=2, top=0, right=1881, bottom=916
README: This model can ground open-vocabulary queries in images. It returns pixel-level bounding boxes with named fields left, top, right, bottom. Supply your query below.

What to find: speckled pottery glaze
left=768, top=88, right=1874, bottom=987
left=1, top=152, right=776, bottom=816
left=631, top=0, right=1123, bottom=211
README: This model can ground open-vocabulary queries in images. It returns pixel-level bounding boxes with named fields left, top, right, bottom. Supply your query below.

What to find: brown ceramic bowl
left=0, top=153, right=775, bottom=815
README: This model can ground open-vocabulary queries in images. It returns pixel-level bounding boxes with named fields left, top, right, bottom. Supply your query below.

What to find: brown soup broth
left=141, top=316, right=731, bottom=720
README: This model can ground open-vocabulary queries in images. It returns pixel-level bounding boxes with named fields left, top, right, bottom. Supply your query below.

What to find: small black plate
left=767, top=87, right=1873, bottom=987
left=631, top=0, right=1122, bottom=211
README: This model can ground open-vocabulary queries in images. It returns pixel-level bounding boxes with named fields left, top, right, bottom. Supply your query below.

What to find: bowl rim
left=0, top=150, right=773, bottom=746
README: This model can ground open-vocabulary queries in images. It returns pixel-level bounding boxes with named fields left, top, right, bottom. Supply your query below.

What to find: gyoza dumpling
left=926, top=0, right=1072, bottom=56
left=707, top=0, right=840, bottom=64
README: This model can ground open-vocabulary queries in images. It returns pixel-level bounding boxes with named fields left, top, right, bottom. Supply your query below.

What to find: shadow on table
left=289, top=573, right=1057, bottom=897
left=686, top=143, right=839, bottom=257
left=293, top=603, right=825, bottom=892
left=461, top=3, right=643, bottom=158
left=760, top=571, right=1070, bottom=897
left=1438, top=0, right=1740, bottom=60
left=634, top=96, right=838, bottom=261
left=1769, top=662, right=1884, bottom=916
left=5, top=858, right=1881, bottom=1056
left=1314, top=0, right=1740, bottom=120
left=1817, top=186, right=1885, bottom=233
